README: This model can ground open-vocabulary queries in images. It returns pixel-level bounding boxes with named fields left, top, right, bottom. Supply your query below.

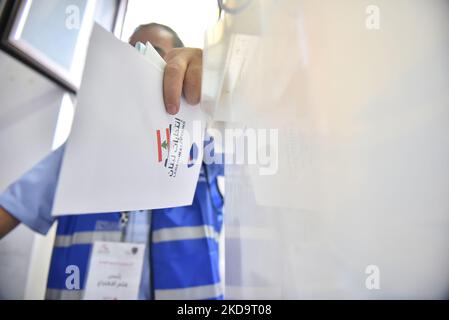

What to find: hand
left=163, top=48, right=203, bottom=115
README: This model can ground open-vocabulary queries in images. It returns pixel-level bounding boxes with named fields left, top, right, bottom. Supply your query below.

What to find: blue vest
left=45, top=161, right=224, bottom=300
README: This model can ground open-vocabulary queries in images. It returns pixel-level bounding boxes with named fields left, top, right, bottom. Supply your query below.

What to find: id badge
left=83, top=212, right=149, bottom=300
left=83, top=241, right=146, bottom=300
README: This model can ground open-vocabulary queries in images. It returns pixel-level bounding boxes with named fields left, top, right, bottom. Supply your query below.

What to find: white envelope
left=52, top=25, right=205, bottom=216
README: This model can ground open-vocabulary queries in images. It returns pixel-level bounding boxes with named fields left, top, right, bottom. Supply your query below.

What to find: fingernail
left=167, top=104, right=178, bottom=115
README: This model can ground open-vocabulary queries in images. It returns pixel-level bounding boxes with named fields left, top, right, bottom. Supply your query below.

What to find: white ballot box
left=203, top=0, right=449, bottom=299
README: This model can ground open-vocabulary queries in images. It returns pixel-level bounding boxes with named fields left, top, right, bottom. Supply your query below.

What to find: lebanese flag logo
left=156, top=125, right=171, bottom=165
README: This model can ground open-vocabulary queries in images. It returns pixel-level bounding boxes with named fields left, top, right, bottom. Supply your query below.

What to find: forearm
left=0, top=206, right=20, bottom=239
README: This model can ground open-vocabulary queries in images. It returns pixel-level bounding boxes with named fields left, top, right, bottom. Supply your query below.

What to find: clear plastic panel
left=207, top=0, right=449, bottom=299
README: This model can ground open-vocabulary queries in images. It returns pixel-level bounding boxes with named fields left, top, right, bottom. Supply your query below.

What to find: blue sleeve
left=0, top=145, right=65, bottom=235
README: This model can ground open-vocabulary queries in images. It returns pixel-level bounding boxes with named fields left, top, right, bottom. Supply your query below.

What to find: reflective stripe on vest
left=54, top=231, right=121, bottom=247
left=46, top=289, right=84, bottom=300
left=153, top=225, right=220, bottom=243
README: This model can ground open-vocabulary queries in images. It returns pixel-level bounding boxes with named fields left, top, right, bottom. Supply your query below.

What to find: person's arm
left=0, top=207, right=20, bottom=239
left=0, top=146, right=64, bottom=240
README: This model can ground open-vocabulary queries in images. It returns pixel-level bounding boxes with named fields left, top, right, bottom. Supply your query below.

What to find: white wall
left=0, top=50, right=64, bottom=299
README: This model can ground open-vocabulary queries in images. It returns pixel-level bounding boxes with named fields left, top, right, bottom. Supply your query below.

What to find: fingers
left=163, top=48, right=203, bottom=115
left=163, top=58, right=187, bottom=115
left=183, top=62, right=202, bottom=105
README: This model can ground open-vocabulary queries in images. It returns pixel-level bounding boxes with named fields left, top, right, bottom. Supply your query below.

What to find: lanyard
left=120, top=211, right=130, bottom=242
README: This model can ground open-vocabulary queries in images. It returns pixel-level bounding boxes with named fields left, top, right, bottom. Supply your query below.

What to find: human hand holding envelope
left=52, top=25, right=206, bottom=216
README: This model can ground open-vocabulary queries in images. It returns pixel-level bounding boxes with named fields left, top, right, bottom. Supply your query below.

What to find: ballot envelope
left=52, top=25, right=206, bottom=216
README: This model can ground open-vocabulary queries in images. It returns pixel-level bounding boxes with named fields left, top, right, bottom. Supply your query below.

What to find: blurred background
left=122, top=0, right=218, bottom=48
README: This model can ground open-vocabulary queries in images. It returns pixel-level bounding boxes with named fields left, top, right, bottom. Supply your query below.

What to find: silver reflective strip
left=54, top=231, right=122, bottom=248
left=46, top=289, right=84, bottom=300
left=155, top=283, right=223, bottom=300
left=152, top=225, right=220, bottom=243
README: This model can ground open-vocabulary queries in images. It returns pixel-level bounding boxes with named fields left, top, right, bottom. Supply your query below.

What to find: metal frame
left=0, top=0, right=129, bottom=93
left=0, top=0, right=7, bottom=17
left=0, top=0, right=97, bottom=93
left=112, top=0, right=128, bottom=39
left=0, top=0, right=13, bottom=32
